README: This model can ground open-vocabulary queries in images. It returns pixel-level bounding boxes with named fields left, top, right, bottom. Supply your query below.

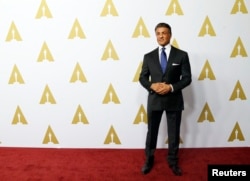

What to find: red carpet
left=0, top=147, right=249, bottom=181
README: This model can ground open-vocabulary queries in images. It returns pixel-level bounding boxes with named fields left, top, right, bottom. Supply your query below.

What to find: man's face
left=155, top=27, right=171, bottom=46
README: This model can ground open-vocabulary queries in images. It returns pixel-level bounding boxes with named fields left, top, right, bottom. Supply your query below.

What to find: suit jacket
left=139, top=46, right=192, bottom=111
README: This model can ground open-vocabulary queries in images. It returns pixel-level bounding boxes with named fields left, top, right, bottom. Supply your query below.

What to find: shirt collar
left=159, top=43, right=171, bottom=51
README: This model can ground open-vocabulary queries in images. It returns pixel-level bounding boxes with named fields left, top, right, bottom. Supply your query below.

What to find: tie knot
left=162, top=47, right=165, bottom=51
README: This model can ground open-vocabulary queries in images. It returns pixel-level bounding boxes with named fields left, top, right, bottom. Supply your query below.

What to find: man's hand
left=150, top=82, right=172, bottom=95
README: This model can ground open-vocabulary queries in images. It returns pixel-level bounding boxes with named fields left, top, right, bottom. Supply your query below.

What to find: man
left=139, top=22, right=192, bottom=176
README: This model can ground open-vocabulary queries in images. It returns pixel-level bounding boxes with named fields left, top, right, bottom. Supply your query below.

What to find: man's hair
left=154, top=22, right=172, bottom=35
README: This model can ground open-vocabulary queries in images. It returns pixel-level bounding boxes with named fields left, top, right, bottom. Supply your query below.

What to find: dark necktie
left=160, top=47, right=167, bottom=73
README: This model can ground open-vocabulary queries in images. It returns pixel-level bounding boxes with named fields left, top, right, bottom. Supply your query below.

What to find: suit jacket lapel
left=166, top=46, right=176, bottom=72
left=152, top=48, right=162, bottom=72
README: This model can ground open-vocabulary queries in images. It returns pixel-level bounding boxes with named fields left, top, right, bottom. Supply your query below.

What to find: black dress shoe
left=141, top=156, right=154, bottom=174
left=169, top=165, right=182, bottom=176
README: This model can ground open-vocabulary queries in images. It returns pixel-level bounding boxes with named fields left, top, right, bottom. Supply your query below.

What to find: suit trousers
left=145, top=110, right=182, bottom=166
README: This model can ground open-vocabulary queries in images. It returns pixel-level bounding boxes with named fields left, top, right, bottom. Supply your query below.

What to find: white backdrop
left=0, top=0, right=249, bottom=148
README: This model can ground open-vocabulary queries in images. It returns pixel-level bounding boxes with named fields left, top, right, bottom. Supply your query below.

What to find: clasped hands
left=150, top=82, right=172, bottom=95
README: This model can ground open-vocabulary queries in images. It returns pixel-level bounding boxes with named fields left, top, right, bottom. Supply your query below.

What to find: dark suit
left=139, top=45, right=191, bottom=166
